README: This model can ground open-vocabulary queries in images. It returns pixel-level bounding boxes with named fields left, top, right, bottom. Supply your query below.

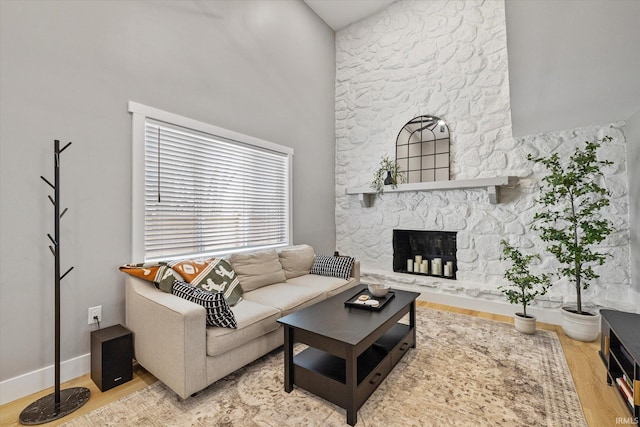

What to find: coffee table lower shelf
left=292, top=323, right=413, bottom=414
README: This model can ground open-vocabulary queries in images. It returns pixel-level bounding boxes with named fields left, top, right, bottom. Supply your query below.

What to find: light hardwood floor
left=0, top=301, right=632, bottom=426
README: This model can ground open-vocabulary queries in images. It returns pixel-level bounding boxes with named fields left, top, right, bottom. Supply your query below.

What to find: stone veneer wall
left=335, top=0, right=633, bottom=311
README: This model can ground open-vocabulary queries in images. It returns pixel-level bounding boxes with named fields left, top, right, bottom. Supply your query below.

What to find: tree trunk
left=571, top=192, right=582, bottom=314
left=576, top=280, right=582, bottom=314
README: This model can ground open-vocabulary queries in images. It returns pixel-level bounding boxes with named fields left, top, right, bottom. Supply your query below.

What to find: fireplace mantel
left=345, top=176, right=519, bottom=207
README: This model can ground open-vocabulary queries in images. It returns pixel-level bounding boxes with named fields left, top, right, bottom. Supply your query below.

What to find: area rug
left=62, top=307, right=586, bottom=426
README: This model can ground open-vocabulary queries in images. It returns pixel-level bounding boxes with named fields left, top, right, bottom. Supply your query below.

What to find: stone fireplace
left=333, top=1, right=631, bottom=313
left=393, top=230, right=457, bottom=279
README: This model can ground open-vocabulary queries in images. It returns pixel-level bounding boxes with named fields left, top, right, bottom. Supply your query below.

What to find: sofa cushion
left=285, top=274, right=354, bottom=298
left=172, top=280, right=237, bottom=328
left=205, top=299, right=280, bottom=357
left=243, top=283, right=324, bottom=317
left=165, top=258, right=243, bottom=306
left=230, top=250, right=286, bottom=292
left=310, top=255, right=355, bottom=280
left=278, top=244, right=315, bottom=279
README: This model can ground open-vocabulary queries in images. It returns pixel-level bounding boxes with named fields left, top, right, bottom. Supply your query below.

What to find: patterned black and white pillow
left=310, top=255, right=355, bottom=280
left=172, top=280, right=237, bottom=329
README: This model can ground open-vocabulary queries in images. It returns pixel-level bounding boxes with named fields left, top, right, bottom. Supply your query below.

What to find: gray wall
left=0, top=0, right=336, bottom=384
left=505, top=0, right=640, bottom=137
left=626, top=110, right=640, bottom=299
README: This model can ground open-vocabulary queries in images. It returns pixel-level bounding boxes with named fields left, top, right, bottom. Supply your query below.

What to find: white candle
left=407, top=259, right=413, bottom=272
left=415, top=255, right=422, bottom=265
left=433, top=258, right=442, bottom=275
left=446, top=261, right=453, bottom=277
left=423, top=260, right=429, bottom=274
left=444, top=264, right=451, bottom=277
left=419, top=263, right=426, bottom=273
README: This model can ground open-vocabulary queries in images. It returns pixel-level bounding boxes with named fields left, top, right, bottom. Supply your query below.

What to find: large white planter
left=514, top=313, right=536, bottom=334
left=560, top=307, right=600, bottom=341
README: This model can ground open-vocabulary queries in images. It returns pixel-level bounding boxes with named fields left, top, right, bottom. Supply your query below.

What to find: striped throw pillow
left=310, top=255, right=355, bottom=280
left=172, top=280, right=237, bottom=329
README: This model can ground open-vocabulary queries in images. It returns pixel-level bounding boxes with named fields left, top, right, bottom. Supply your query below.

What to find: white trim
left=405, top=285, right=563, bottom=325
left=128, top=101, right=294, bottom=155
left=287, top=153, right=294, bottom=245
left=346, top=176, right=520, bottom=206
left=130, top=108, right=146, bottom=262
left=361, top=269, right=563, bottom=325
left=127, top=101, right=294, bottom=261
left=0, top=284, right=565, bottom=406
left=146, top=242, right=289, bottom=263
left=346, top=176, right=518, bottom=195
left=0, top=353, right=90, bottom=406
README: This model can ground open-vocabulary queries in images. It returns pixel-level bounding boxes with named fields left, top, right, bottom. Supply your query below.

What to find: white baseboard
left=0, top=284, right=568, bottom=406
left=0, top=353, right=90, bottom=406
left=391, top=282, right=564, bottom=325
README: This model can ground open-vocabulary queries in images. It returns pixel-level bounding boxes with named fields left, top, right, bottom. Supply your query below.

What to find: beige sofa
left=125, top=245, right=360, bottom=399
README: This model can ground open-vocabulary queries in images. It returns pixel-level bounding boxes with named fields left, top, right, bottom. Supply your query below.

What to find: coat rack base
left=19, top=387, right=90, bottom=425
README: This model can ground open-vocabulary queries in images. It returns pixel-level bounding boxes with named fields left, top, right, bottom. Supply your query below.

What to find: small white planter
left=560, top=307, right=600, bottom=342
left=514, top=313, right=537, bottom=334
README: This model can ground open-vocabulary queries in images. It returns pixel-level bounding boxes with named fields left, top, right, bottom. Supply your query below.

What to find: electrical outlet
left=88, top=305, right=102, bottom=325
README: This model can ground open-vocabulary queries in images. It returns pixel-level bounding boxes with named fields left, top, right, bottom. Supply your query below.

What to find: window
left=395, top=115, right=450, bottom=183
left=129, top=102, right=293, bottom=261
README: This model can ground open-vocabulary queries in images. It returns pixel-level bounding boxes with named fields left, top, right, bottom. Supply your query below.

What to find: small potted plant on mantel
left=499, top=240, right=551, bottom=334
left=371, top=155, right=406, bottom=194
left=528, top=136, right=614, bottom=341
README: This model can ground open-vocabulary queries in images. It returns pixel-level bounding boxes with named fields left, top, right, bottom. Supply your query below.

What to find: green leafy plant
left=528, top=136, right=614, bottom=314
left=371, top=155, right=406, bottom=194
left=499, top=240, right=550, bottom=318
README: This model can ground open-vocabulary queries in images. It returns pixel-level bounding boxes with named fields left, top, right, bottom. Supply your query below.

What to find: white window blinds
left=130, top=102, right=292, bottom=261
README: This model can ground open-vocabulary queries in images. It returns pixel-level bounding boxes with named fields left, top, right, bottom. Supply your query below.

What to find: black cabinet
left=600, top=310, right=640, bottom=424
left=91, top=324, right=133, bottom=392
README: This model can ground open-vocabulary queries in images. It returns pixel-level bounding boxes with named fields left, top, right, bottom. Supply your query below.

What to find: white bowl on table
left=367, top=283, right=390, bottom=297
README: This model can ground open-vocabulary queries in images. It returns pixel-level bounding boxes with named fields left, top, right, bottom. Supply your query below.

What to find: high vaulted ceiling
left=304, top=0, right=640, bottom=137
left=304, top=0, right=396, bottom=31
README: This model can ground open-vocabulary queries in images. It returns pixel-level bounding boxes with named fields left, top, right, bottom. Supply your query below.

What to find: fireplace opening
left=393, top=230, right=457, bottom=279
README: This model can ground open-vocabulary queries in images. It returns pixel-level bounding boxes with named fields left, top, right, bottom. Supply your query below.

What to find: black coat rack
left=19, top=140, right=90, bottom=425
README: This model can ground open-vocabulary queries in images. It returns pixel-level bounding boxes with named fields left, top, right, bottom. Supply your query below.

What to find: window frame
left=129, top=101, right=294, bottom=261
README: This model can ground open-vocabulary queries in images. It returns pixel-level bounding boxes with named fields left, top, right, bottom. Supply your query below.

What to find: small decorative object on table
left=345, top=287, right=395, bottom=311
left=368, top=283, right=390, bottom=297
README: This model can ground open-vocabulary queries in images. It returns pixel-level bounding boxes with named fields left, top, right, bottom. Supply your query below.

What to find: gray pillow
left=230, top=250, right=286, bottom=292
left=278, top=244, right=315, bottom=279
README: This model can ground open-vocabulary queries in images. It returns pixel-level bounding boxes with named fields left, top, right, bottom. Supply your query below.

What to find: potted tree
left=499, top=240, right=551, bottom=334
left=371, top=155, right=406, bottom=194
left=528, top=136, right=614, bottom=341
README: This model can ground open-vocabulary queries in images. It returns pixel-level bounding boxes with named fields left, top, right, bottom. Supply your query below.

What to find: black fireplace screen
left=393, top=230, right=457, bottom=279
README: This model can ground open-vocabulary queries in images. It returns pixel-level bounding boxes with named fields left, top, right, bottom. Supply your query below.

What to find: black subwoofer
left=91, top=324, right=133, bottom=392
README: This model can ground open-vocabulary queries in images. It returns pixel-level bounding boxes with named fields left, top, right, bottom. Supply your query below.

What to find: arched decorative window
left=395, top=115, right=450, bottom=183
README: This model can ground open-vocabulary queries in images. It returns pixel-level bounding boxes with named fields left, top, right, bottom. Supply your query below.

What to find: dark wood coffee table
left=277, top=284, right=419, bottom=426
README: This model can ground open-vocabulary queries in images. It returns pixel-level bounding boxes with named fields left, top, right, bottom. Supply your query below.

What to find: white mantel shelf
left=346, top=176, right=519, bottom=207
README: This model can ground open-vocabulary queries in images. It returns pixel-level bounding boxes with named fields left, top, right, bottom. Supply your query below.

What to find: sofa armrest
left=351, top=260, right=360, bottom=282
left=125, top=276, right=208, bottom=398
